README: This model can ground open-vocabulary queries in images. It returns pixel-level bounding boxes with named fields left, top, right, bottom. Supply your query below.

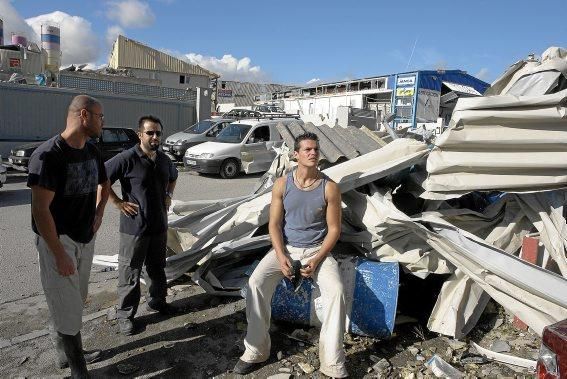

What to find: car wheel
left=220, top=159, right=239, bottom=179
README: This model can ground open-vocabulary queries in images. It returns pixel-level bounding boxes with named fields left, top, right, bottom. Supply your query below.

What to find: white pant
left=241, top=245, right=348, bottom=378
left=36, top=234, right=95, bottom=335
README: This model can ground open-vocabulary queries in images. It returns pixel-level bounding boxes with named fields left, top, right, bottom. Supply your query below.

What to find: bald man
left=28, top=95, right=110, bottom=378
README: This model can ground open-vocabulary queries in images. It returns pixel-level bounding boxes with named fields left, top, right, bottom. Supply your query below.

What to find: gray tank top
left=282, top=170, right=328, bottom=247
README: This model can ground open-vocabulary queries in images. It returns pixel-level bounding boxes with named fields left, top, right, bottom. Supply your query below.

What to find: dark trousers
left=116, top=232, right=168, bottom=320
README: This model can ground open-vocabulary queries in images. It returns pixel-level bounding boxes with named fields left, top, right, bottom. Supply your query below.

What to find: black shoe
left=118, top=318, right=135, bottom=335
left=52, top=330, right=101, bottom=369
left=57, top=350, right=101, bottom=369
left=233, top=359, right=263, bottom=375
left=146, top=302, right=182, bottom=315
left=59, top=332, right=89, bottom=378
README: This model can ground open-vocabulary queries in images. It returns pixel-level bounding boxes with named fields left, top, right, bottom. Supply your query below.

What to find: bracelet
left=165, top=191, right=173, bottom=198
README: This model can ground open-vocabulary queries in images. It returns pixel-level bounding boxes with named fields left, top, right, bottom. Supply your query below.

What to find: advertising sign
left=9, top=58, right=21, bottom=68
left=396, top=87, right=415, bottom=97
left=218, top=89, right=233, bottom=98
left=396, top=76, right=416, bottom=87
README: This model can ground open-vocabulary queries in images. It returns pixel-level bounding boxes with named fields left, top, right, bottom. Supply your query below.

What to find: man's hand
left=300, top=255, right=323, bottom=278
left=115, top=200, right=139, bottom=217
left=55, top=253, right=76, bottom=276
left=277, top=253, right=293, bottom=279
left=165, top=195, right=172, bottom=210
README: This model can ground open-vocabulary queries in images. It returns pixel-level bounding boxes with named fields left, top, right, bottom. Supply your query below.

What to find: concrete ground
left=0, top=168, right=540, bottom=378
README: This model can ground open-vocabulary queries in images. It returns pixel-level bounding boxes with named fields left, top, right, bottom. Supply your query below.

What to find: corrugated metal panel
left=110, top=35, right=219, bottom=79
left=60, top=74, right=196, bottom=101
left=217, top=81, right=296, bottom=107
left=0, top=83, right=196, bottom=143
left=276, top=122, right=385, bottom=164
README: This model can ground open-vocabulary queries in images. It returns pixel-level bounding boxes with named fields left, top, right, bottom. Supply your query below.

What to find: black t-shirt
left=27, top=135, right=108, bottom=243
left=105, top=145, right=178, bottom=236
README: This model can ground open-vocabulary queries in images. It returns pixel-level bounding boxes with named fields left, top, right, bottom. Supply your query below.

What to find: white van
left=184, top=117, right=302, bottom=178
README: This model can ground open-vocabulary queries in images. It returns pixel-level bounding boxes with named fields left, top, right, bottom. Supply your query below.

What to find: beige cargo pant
left=36, top=234, right=95, bottom=335
left=241, top=245, right=348, bottom=378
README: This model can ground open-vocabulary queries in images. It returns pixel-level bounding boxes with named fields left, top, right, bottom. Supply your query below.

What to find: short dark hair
left=138, top=115, right=163, bottom=131
left=294, top=132, right=319, bottom=151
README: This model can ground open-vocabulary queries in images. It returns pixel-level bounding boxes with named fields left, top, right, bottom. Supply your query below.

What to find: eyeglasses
left=143, top=131, right=162, bottom=137
left=86, top=110, right=104, bottom=120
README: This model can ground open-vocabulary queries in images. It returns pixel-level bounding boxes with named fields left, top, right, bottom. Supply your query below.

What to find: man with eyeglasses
left=28, top=95, right=110, bottom=378
left=105, top=115, right=180, bottom=335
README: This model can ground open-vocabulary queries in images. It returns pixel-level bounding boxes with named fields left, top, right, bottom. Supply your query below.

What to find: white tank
left=11, top=34, right=27, bottom=46
left=41, top=24, right=61, bottom=72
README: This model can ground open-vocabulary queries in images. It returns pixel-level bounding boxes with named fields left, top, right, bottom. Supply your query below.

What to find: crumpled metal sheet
left=276, top=121, right=386, bottom=164
left=423, top=89, right=567, bottom=199
left=163, top=139, right=428, bottom=283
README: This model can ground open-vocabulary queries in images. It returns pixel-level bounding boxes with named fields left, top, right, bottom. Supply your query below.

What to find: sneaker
left=118, top=318, right=135, bottom=335
left=233, top=359, right=263, bottom=375
left=146, top=301, right=183, bottom=315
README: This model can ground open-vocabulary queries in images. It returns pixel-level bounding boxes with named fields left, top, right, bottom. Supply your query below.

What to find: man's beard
left=149, top=142, right=160, bottom=151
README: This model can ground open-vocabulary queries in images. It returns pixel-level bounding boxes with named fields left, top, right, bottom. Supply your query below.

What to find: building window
left=221, top=81, right=226, bottom=89
left=179, top=75, right=185, bottom=84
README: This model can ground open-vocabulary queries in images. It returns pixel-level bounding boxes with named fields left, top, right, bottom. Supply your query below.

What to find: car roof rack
left=224, top=112, right=300, bottom=121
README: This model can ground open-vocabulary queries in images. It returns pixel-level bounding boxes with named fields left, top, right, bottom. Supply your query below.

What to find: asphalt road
left=0, top=168, right=262, bottom=304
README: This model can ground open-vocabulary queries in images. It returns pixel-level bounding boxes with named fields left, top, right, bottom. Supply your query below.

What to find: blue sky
left=1, top=0, right=566, bottom=85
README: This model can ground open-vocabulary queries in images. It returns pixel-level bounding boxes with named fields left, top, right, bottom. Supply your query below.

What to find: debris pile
left=92, top=46, right=567, bottom=376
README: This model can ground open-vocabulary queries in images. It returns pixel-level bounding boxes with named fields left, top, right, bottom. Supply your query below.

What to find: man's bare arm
left=93, top=179, right=110, bottom=233
left=31, top=186, right=75, bottom=276
left=269, top=177, right=292, bottom=278
left=301, top=180, right=342, bottom=277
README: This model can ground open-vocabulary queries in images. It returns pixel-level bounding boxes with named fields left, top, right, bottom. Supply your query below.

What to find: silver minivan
left=162, top=118, right=233, bottom=161
left=184, top=117, right=302, bottom=178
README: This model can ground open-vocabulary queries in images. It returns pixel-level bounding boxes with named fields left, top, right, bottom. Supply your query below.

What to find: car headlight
left=16, top=150, right=25, bottom=157
left=175, top=140, right=186, bottom=145
left=198, top=153, right=214, bottom=159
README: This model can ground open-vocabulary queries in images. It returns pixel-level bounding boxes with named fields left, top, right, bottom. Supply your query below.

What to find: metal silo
left=41, top=24, right=61, bottom=72
left=11, top=34, right=28, bottom=46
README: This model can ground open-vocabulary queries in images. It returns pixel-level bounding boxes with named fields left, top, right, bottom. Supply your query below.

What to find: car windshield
left=185, top=120, right=214, bottom=134
left=216, top=123, right=252, bottom=143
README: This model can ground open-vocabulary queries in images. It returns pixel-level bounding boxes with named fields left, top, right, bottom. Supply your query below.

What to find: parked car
left=0, top=156, right=7, bottom=189
left=184, top=117, right=302, bottom=178
left=536, top=318, right=567, bottom=379
left=162, top=118, right=233, bottom=161
left=7, top=127, right=139, bottom=171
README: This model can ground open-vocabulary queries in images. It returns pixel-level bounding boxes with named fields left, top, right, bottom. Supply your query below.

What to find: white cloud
left=475, top=67, right=490, bottom=81
left=26, top=11, right=100, bottom=66
left=106, top=25, right=124, bottom=47
left=306, top=78, right=321, bottom=85
left=184, top=53, right=269, bottom=82
left=106, top=0, right=155, bottom=28
left=0, top=0, right=39, bottom=43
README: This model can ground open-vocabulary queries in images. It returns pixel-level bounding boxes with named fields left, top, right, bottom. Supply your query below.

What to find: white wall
left=284, top=93, right=364, bottom=123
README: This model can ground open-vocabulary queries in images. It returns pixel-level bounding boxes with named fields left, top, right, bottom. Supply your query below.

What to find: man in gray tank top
left=234, top=133, right=348, bottom=378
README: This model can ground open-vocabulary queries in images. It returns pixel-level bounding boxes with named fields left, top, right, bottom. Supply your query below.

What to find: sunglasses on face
left=143, top=131, right=162, bottom=137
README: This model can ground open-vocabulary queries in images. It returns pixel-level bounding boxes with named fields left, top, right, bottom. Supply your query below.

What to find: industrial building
left=109, top=35, right=218, bottom=92
left=216, top=80, right=295, bottom=112
left=269, top=70, right=489, bottom=130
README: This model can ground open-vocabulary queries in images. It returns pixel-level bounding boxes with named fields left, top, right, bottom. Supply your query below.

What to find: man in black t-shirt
left=28, top=95, right=110, bottom=378
left=105, top=115, right=179, bottom=336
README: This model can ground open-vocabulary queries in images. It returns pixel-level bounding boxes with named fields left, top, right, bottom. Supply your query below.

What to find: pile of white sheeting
left=94, top=47, right=567, bottom=340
